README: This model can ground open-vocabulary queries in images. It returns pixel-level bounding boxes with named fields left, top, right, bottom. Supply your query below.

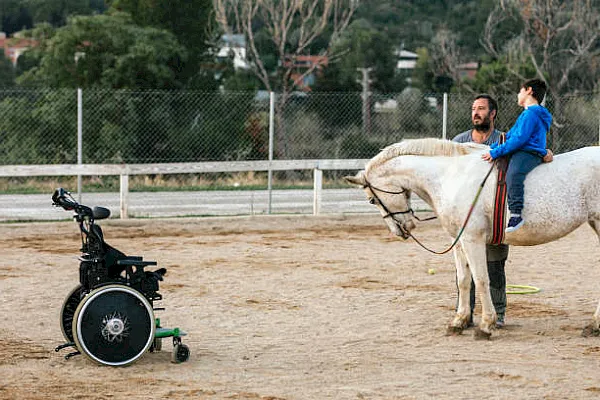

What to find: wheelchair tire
left=172, top=344, right=190, bottom=364
left=72, top=284, right=155, bottom=366
left=60, top=285, right=84, bottom=343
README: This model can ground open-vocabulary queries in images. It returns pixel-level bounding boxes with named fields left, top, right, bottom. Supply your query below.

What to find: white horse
left=345, top=138, right=600, bottom=339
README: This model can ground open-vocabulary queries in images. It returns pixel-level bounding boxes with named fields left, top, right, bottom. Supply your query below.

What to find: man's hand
left=482, top=152, right=493, bottom=162
left=543, top=149, right=553, bottom=163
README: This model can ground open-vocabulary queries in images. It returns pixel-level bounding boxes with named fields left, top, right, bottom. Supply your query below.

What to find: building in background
left=0, top=32, right=37, bottom=66
left=283, top=55, right=328, bottom=91
left=217, top=34, right=249, bottom=70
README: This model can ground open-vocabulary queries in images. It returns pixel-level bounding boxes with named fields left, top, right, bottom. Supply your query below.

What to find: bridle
left=363, top=180, right=437, bottom=240
left=363, top=159, right=495, bottom=254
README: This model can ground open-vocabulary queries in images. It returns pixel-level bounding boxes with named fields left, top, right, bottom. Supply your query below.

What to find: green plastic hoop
left=506, top=284, right=541, bottom=295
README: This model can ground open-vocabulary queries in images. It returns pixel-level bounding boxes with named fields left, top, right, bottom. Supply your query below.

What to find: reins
left=366, top=160, right=496, bottom=255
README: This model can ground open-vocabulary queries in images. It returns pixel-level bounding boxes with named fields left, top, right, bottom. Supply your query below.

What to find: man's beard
left=473, top=117, right=491, bottom=131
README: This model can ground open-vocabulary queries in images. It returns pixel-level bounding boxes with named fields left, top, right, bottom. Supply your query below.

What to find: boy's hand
left=543, top=149, right=553, bottom=163
left=482, top=152, right=493, bottom=162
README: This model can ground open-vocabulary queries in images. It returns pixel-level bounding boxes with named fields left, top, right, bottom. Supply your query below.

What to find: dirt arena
left=1, top=214, right=600, bottom=399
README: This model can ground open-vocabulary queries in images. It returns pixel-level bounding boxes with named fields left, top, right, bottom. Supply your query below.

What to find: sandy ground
left=1, top=214, right=600, bottom=400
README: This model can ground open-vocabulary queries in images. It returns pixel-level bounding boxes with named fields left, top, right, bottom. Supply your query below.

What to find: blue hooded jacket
left=489, top=104, right=552, bottom=159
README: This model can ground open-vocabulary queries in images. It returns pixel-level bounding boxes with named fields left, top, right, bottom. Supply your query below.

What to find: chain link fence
left=1, top=88, right=599, bottom=166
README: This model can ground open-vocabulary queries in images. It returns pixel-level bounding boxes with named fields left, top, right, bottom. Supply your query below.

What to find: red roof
left=283, top=55, right=328, bottom=69
left=0, top=32, right=38, bottom=66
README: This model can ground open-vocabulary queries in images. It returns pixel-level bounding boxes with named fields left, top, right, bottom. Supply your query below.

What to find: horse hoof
left=445, top=326, right=464, bottom=336
left=473, top=327, right=492, bottom=340
left=582, top=324, right=600, bottom=337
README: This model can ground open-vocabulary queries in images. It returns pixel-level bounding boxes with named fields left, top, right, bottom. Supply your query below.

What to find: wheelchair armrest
left=117, top=259, right=157, bottom=267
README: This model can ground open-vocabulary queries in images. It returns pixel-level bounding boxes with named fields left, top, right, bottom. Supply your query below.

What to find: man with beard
left=452, top=94, right=509, bottom=328
left=452, top=94, right=553, bottom=328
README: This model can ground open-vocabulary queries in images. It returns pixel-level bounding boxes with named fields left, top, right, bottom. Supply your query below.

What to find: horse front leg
left=462, top=240, right=496, bottom=340
left=582, top=302, right=600, bottom=337
left=446, top=243, right=471, bottom=336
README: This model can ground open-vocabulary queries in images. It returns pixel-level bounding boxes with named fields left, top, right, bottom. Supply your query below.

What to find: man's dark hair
left=474, top=94, right=498, bottom=120
left=523, top=79, right=547, bottom=104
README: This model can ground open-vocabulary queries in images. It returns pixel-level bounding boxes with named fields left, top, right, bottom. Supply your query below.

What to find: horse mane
left=366, top=138, right=487, bottom=172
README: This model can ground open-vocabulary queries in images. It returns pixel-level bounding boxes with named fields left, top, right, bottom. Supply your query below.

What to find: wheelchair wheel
left=60, top=285, right=84, bottom=343
left=172, top=344, right=190, bottom=364
left=72, top=284, right=155, bottom=366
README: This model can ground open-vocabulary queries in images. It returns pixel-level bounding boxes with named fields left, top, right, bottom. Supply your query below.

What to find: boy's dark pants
left=506, top=150, right=543, bottom=215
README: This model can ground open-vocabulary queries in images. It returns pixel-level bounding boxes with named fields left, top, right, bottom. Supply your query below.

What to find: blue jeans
left=506, top=150, right=542, bottom=215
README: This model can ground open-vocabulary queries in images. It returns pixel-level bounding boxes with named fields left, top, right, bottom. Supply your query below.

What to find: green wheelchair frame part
left=154, top=318, right=187, bottom=339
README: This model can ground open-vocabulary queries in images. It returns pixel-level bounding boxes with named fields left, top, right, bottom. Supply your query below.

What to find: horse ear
left=344, top=171, right=366, bottom=186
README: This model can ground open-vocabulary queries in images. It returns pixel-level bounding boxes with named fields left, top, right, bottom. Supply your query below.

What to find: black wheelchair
left=52, top=188, right=189, bottom=366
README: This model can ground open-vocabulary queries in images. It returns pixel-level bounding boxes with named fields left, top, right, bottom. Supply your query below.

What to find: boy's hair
left=474, top=94, right=498, bottom=120
left=523, top=79, right=547, bottom=104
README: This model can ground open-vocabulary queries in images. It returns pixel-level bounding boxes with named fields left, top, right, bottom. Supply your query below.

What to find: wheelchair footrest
left=155, top=327, right=187, bottom=338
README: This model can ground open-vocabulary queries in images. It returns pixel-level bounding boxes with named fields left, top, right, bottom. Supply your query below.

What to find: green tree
left=468, top=59, right=535, bottom=96
left=314, top=19, right=400, bottom=93
left=309, top=19, right=400, bottom=132
left=483, top=0, right=600, bottom=150
left=107, top=0, right=214, bottom=88
left=0, top=89, right=77, bottom=165
left=214, top=0, right=357, bottom=160
left=411, top=47, right=434, bottom=92
left=1, top=0, right=33, bottom=35
left=0, top=52, right=15, bottom=87
left=12, top=23, right=55, bottom=79
left=18, top=13, right=187, bottom=89
left=354, top=0, right=496, bottom=59
left=24, top=0, right=100, bottom=26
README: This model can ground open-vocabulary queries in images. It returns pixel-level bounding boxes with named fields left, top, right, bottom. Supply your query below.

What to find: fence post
left=120, top=174, right=129, bottom=219
left=268, top=91, right=275, bottom=214
left=313, top=167, right=323, bottom=215
left=442, top=92, right=448, bottom=140
left=77, top=88, right=83, bottom=202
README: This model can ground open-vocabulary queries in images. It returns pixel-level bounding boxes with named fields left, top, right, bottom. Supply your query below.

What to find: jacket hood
left=527, top=104, right=552, bottom=130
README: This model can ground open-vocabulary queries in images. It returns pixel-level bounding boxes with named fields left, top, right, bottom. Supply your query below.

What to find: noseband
left=363, top=181, right=412, bottom=220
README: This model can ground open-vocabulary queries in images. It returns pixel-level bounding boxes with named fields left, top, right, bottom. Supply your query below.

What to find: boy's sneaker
left=505, top=215, right=524, bottom=233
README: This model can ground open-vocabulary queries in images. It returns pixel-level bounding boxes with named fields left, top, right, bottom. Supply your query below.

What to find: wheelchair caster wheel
left=172, top=344, right=190, bottom=363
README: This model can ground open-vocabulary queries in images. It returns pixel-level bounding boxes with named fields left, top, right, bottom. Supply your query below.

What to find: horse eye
left=368, top=198, right=376, bottom=205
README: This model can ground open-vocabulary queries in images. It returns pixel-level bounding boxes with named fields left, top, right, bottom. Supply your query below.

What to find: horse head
left=344, top=170, right=416, bottom=240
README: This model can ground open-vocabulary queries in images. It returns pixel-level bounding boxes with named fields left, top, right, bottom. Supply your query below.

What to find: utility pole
left=356, top=67, right=372, bottom=136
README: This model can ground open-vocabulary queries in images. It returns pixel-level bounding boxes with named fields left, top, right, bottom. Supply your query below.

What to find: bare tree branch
left=484, top=0, right=600, bottom=95
left=214, top=0, right=356, bottom=95
left=213, top=0, right=357, bottom=158
left=484, top=0, right=600, bottom=144
left=429, top=28, right=475, bottom=92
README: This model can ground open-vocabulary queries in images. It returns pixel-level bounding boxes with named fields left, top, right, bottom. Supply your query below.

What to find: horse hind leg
left=582, top=300, right=600, bottom=337
left=589, top=218, right=600, bottom=243
left=582, top=218, right=600, bottom=337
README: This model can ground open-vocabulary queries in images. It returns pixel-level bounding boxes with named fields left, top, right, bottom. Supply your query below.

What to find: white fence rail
left=0, top=159, right=368, bottom=219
